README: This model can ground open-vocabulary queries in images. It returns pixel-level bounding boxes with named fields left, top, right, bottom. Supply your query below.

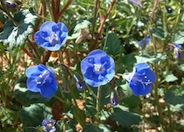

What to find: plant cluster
left=0, top=0, right=184, bottom=131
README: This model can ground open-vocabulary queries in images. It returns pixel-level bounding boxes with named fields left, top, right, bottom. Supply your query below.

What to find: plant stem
left=55, top=0, right=73, bottom=22
left=96, top=86, right=102, bottom=115
left=92, top=0, right=116, bottom=50
left=154, top=64, right=165, bottom=130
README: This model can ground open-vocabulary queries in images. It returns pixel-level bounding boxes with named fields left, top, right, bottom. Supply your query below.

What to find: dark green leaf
left=165, top=91, right=184, bottom=111
left=110, top=105, right=142, bottom=127
left=0, top=8, right=38, bottom=48
left=104, top=31, right=121, bottom=56
left=19, top=103, right=52, bottom=132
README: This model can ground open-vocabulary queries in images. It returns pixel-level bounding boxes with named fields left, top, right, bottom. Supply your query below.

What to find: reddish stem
left=92, top=0, right=116, bottom=50
left=21, top=47, right=33, bottom=58
left=55, top=0, right=73, bottom=22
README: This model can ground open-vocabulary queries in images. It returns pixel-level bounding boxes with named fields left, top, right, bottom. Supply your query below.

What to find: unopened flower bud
left=74, top=74, right=86, bottom=90
left=110, top=90, right=118, bottom=106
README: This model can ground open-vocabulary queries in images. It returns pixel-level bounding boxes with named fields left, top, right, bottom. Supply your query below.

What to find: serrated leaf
left=14, top=77, right=49, bottom=105
left=165, top=74, right=178, bottom=82
left=0, top=8, right=38, bottom=48
left=110, top=105, right=142, bottom=127
left=104, top=31, right=121, bottom=56
left=19, top=103, right=52, bottom=132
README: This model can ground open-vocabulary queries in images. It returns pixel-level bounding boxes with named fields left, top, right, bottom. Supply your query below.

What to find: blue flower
left=26, top=64, right=58, bottom=98
left=42, top=119, right=56, bottom=132
left=169, top=43, right=182, bottom=58
left=129, top=0, right=142, bottom=7
left=34, top=21, right=68, bottom=51
left=73, top=74, right=86, bottom=90
left=124, top=62, right=156, bottom=96
left=139, top=37, right=150, bottom=47
left=81, top=49, right=115, bottom=87
left=110, top=90, right=118, bottom=106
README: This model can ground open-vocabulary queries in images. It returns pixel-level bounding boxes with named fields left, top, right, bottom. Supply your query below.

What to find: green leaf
left=135, top=53, right=165, bottom=63
left=0, top=8, right=38, bottom=48
left=110, top=105, right=142, bottom=127
left=123, top=95, right=140, bottom=109
left=173, top=32, right=184, bottom=44
left=165, top=74, right=178, bottom=82
left=104, top=31, right=121, bottom=56
left=19, top=103, right=52, bottom=132
left=83, top=124, right=111, bottom=132
left=165, top=91, right=184, bottom=111
left=150, top=27, right=166, bottom=40
left=14, top=77, right=49, bottom=106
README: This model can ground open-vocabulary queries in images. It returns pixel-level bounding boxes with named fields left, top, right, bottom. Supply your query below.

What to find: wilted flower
left=81, top=49, right=115, bottom=87
left=26, top=64, right=58, bottom=98
left=169, top=43, right=182, bottom=58
left=110, top=90, right=118, bottom=106
left=139, top=37, right=150, bottom=47
left=42, top=119, right=56, bottom=132
left=73, top=74, right=86, bottom=90
left=129, top=0, right=142, bottom=7
left=123, top=62, right=156, bottom=96
left=34, top=21, right=68, bottom=51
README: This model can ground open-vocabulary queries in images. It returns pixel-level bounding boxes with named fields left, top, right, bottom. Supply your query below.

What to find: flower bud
left=110, top=90, right=118, bottom=106
left=165, top=5, right=173, bottom=14
left=6, top=0, right=17, bottom=9
left=74, top=74, right=86, bottom=91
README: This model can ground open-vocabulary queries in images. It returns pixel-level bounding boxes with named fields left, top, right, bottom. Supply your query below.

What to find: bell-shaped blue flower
left=139, top=37, right=150, bottom=47
left=34, top=21, right=68, bottom=51
left=124, top=62, right=156, bottom=96
left=42, top=119, right=56, bottom=132
left=81, top=49, right=115, bottom=87
left=169, top=43, right=182, bottom=58
left=26, top=64, right=58, bottom=98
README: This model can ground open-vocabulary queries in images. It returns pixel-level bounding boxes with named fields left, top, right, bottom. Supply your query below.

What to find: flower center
left=133, top=75, right=153, bottom=89
left=36, top=70, right=52, bottom=86
left=94, top=64, right=105, bottom=74
left=49, top=32, right=60, bottom=46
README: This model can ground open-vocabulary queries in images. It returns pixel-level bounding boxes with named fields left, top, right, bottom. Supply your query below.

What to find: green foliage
left=0, top=8, right=38, bottom=49
left=110, top=105, right=142, bottom=127
left=0, top=0, right=184, bottom=131
left=104, top=31, right=121, bottom=56
left=19, top=103, right=52, bottom=132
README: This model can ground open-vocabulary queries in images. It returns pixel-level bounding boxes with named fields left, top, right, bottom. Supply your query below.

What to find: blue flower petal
left=26, top=78, right=40, bottom=92
left=25, top=64, right=58, bottom=98
left=81, top=49, right=115, bottom=87
left=129, top=80, right=152, bottom=96
left=125, top=62, right=156, bottom=96
left=34, top=21, right=68, bottom=51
